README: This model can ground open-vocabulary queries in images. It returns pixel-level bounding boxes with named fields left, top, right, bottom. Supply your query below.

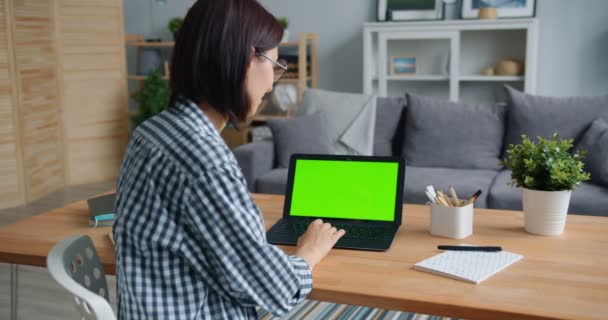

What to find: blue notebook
left=89, top=213, right=115, bottom=228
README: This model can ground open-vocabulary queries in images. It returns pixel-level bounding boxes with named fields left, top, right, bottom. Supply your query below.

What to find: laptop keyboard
left=272, top=220, right=394, bottom=240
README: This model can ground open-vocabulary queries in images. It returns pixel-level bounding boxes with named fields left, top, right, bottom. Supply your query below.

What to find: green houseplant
left=168, top=17, right=184, bottom=40
left=278, top=17, right=289, bottom=42
left=132, top=68, right=168, bottom=128
left=278, top=17, right=288, bottom=29
left=500, top=133, right=590, bottom=235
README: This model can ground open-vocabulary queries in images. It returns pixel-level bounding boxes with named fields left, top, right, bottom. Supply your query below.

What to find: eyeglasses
left=256, top=51, right=288, bottom=83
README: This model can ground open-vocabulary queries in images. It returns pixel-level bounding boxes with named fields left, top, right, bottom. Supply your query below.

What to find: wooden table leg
left=10, top=264, right=18, bottom=320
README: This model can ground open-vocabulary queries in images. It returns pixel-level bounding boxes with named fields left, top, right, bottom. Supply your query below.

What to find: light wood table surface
left=0, top=193, right=606, bottom=320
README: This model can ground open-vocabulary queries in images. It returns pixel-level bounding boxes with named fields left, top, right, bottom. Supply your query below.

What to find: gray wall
left=123, top=0, right=608, bottom=97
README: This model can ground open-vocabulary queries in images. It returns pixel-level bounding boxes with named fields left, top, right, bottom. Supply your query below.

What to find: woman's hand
left=294, top=219, right=345, bottom=269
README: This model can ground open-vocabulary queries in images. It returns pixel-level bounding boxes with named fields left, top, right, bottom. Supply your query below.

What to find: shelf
left=381, top=75, right=449, bottom=81
left=124, top=32, right=317, bottom=121
left=127, top=41, right=174, bottom=47
left=128, top=39, right=311, bottom=48
left=127, top=74, right=169, bottom=81
left=277, top=77, right=312, bottom=84
left=279, top=41, right=299, bottom=47
left=250, top=114, right=289, bottom=122
left=364, top=18, right=537, bottom=30
left=459, top=75, right=524, bottom=82
left=363, top=20, right=537, bottom=104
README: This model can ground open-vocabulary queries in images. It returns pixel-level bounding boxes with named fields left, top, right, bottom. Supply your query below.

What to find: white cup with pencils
left=426, top=186, right=481, bottom=239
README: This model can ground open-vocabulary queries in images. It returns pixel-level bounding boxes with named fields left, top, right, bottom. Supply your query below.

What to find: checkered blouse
left=113, top=100, right=312, bottom=319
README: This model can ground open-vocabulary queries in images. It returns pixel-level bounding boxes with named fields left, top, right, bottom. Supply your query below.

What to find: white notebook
left=414, top=250, right=523, bottom=284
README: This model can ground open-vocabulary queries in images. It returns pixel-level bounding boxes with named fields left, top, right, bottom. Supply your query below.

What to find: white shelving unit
left=363, top=19, right=538, bottom=105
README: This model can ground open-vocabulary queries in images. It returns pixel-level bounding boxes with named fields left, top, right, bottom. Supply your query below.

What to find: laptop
left=266, top=154, right=405, bottom=251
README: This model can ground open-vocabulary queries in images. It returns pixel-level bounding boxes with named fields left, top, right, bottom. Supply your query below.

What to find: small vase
left=281, top=30, right=289, bottom=43
left=522, top=188, right=572, bottom=236
left=443, top=0, right=461, bottom=20
left=478, top=7, right=497, bottom=19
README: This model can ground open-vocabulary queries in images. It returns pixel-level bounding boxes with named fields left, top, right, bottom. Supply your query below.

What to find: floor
left=0, top=181, right=118, bottom=319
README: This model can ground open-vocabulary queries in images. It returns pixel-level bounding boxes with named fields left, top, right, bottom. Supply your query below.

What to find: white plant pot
left=281, top=30, right=289, bottom=42
left=522, top=188, right=572, bottom=236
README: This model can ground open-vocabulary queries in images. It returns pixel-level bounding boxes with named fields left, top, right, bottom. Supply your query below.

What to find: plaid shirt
left=113, top=100, right=312, bottom=319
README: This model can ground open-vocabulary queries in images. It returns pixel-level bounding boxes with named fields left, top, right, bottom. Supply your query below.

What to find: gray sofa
left=233, top=87, right=608, bottom=216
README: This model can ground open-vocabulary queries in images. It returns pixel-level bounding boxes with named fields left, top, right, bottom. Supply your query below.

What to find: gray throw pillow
left=296, top=88, right=377, bottom=156
left=575, top=118, right=608, bottom=187
left=374, top=96, right=407, bottom=156
left=504, top=85, right=608, bottom=150
left=266, top=112, right=332, bottom=168
left=402, top=93, right=506, bottom=170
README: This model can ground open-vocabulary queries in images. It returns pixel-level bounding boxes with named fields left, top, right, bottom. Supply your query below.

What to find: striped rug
left=256, top=300, right=459, bottom=320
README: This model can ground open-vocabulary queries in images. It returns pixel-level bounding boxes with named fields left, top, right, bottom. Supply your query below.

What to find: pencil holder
left=429, top=203, right=473, bottom=239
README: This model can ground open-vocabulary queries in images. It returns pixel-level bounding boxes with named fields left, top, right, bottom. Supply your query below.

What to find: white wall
left=536, top=0, right=608, bottom=97
left=123, top=0, right=608, bottom=97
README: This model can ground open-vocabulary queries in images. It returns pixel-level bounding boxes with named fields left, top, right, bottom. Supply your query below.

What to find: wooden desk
left=1, top=193, right=607, bottom=320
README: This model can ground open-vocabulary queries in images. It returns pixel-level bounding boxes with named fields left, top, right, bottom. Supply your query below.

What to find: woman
left=113, top=0, right=345, bottom=319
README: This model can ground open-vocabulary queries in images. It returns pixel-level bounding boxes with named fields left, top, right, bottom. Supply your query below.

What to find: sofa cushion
left=266, top=112, right=332, bottom=168
left=296, top=88, right=376, bottom=156
left=488, top=170, right=608, bottom=216
left=504, top=85, right=608, bottom=150
left=232, top=140, right=274, bottom=191
left=403, top=166, right=498, bottom=208
left=487, top=170, right=522, bottom=211
left=255, top=169, right=288, bottom=195
left=402, top=93, right=506, bottom=170
left=570, top=182, right=608, bottom=216
left=574, top=118, right=608, bottom=187
left=374, top=96, right=406, bottom=156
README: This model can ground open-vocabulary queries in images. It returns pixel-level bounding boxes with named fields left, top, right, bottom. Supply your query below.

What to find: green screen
left=289, top=159, right=399, bottom=221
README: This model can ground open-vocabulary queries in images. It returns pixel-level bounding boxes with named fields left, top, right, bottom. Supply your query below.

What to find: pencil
left=449, top=186, right=460, bottom=207
left=465, top=189, right=482, bottom=205
left=436, top=196, right=449, bottom=206
left=437, top=191, right=451, bottom=207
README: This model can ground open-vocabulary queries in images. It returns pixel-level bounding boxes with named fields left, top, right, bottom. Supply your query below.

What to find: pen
left=425, top=190, right=436, bottom=204
left=425, top=185, right=437, bottom=199
left=438, top=245, right=502, bottom=252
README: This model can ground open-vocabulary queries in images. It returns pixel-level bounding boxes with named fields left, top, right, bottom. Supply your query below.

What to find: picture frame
left=461, top=0, right=536, bottom=19
left=377, top=0, right=444, bottom=21
left=390, top=56, right=416, bottom=75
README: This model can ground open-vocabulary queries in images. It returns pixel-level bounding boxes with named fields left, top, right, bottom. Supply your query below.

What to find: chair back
left=47, top=235, right=115, bottom=320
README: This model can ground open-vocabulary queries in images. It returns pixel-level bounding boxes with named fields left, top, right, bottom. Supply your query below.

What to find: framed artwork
left=390, top=56, right=417, bottom=75
left=378, top=0, right=443, bottom=21
left=461, top=0, right=536, bottom=19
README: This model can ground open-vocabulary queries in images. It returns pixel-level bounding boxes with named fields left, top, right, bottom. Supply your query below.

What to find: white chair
left=47, top=235, right=116, bottom=320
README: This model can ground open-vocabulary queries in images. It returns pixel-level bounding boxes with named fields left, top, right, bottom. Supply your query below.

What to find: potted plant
left=278, top=17, right=289, bottom=42
left=132, top=68, right=169, bottom=128
left=168, top=17, right=184, bottom=41
left=500, top=134, right=590, bottom=236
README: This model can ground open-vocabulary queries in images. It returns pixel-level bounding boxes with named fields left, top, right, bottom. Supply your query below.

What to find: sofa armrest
left=232, top=140, right=275, bottom=191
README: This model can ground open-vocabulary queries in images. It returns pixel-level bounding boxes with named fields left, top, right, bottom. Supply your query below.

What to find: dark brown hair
left=168, top=0, right=283, bottom=123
